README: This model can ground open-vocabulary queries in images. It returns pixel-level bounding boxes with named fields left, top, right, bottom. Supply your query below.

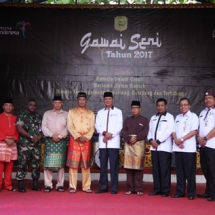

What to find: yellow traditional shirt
left=67, top=107, right=95, bottom=140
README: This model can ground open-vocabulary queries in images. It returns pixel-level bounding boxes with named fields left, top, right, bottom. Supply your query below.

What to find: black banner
left=0, top=7, right=215, bottom=119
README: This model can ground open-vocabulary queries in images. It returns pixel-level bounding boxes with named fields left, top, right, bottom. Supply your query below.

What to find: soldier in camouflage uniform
left=16, top=99, right=43, bottom=192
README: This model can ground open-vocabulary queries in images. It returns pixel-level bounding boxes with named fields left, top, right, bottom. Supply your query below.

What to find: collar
left=52, top=109, right=63, bottom=113
left=180, top=110, right=191, bottom=117
left=132, top=114, right=141, bottom=118
left=156, top=111, right=167, bottom=117
left=104, top=106, right=114, bottom=110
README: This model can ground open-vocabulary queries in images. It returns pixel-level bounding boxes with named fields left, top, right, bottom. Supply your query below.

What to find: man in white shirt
left=172, top=98, right=198, bottom=200
left=147, top=98, right=174, bottom=197
left=95, top=92, right=123, bottom=194
left=197, top=90, right=215, bottom=201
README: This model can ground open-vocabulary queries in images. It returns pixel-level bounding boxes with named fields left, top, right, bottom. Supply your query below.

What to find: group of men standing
left=0, top=90, right=215, bottom=202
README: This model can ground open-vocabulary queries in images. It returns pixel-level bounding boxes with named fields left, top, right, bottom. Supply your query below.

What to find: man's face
left=103, top=97, right=113, bottom=108
left=2, top=103, right=14, bottom=114
left=77, top=97, right=87, bottom=108
left=52, top=100, right=63, bottom=111
left=131, top=106, right=141, bottom=117
left=204, top=95, right=215, bottom=108
left=156, top=101, right=167, bottom=114
left=26, top=101, right=37, bottom=112
left=179, top=99, right=190, bottom=115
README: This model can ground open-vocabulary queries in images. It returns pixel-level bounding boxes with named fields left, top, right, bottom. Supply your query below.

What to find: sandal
left=57, top=186, right=64, bottom=192
left=44, top=187, right=52, bottom=193
left=84, top=189, right=92, bottom=193
left=8, top=187, right=16, bottom=192
left=124, top=190, right=134, bottom=195
left=69, top=188, right=76, bottom=194
left=137, top=191, right=144, bottom=196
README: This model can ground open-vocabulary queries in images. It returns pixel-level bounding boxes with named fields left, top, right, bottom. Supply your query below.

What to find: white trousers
left=44, top=168, right=65, bottom=189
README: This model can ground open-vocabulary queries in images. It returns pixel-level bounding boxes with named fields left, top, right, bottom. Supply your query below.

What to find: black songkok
left=103, top=92, right=113, bottom=98
left=131, top=100, right=141, bottom=107
left=77, top=92, right=87, bottom=98
left=4, top=98, right=13, bottom=104
left=53, top=95, right=62, bottom=101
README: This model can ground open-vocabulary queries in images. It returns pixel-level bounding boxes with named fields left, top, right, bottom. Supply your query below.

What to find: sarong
left=124, top=139, right=145, bottom=170
left=43, top=138, right=67, bottom=171
left=0, top=141, right=17, bottom=162
left=66, top=135, right=91, bottom=169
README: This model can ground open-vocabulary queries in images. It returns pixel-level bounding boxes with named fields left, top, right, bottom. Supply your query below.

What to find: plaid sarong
left=66, top=135, right=91, bottom=169
left=43, top=138, right=67, bottom=171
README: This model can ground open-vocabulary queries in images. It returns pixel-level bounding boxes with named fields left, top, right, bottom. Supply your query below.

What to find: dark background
left=0, top=7, right=215, bottom=119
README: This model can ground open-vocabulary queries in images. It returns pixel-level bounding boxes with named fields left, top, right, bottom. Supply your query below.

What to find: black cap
left=53, top=95, right=62, bottom=101
left=131, top=100, right=141, bottom=107
left=103, top=92, right=113, bottom=98
left=204, top=90, right=215, bottom=97
left=77, top=92, right=87, bottom=98
left=4, top=98, right=13, bottom=104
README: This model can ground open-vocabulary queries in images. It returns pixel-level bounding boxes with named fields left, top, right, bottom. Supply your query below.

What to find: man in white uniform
left=95, top=92, right=123, bottom=194
left=171, top=98, right=198, bottom=200
left=147, top=98, right=174, bottom=197
left=197, top=90, right=215, bottom=201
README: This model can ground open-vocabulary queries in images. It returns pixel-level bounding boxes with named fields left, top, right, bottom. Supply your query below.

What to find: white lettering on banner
left=80, top=32, right=162, bottom=59
left=128, top=33, right=161, bottom=50
left=0, top=27, right=19, bottom=35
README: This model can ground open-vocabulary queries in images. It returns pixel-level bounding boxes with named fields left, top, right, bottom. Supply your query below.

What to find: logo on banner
left=114, top=16, right=127, bottom=32
left=16, top=21, right=30, bottom=38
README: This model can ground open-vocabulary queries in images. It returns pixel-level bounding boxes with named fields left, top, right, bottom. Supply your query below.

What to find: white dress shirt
left=173, top=110, right=198, bottom=152
left=199, top=107, right=215, bottom=149
left=147, top=112, right=174, bottom=152
left=95, top=106, right=123, bottom=149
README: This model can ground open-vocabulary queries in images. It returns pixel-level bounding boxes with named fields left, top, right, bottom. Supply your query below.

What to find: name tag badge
left=204, top=119, right=208, bottom=127
left=139, top=123, right=143, bottom=126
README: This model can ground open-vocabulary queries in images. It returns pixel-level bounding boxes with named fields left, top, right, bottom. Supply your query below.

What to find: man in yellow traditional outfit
left=121, top=101, right=149, bottom=196
left=66, top=92, right=95, bottom=193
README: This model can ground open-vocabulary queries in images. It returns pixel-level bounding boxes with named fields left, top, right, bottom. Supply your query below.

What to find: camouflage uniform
left=16, top=110, right=42, bottom=180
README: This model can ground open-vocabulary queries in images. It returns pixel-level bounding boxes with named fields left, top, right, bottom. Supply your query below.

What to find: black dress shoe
left=207, top=197, right=215, bottom=201
left=95, top=189, right=108, bottom=194
left=148, top=191, right=161, bottom=196
left=111, top=190, right=118, bottom=194
left=171, top=194, right=185, bottom=198
left=188, top=196, right=194, bottom=200
left=197, top=193, right=210, bottom=198
left=162, top=194, right=169, bottom=197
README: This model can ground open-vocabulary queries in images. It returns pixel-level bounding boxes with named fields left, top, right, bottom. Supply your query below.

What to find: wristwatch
left=30, top=135, right=33, bottom=139
left=180, top=138, right=184, bottom=143
left=203, top=136, right=208, bottom=141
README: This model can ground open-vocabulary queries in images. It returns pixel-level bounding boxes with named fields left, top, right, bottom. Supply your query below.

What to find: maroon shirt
left=121, top=115, right=149, bottom=143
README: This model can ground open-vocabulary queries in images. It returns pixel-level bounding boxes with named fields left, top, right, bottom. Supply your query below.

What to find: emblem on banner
left=114, top=16, right=127, bottom=32
left=16, top=21, right=30, bottom=38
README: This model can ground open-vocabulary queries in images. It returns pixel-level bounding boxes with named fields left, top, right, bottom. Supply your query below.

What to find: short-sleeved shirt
left=173, top=110, right=198, bottom=152
left=17, top=110, right=42, bottom=145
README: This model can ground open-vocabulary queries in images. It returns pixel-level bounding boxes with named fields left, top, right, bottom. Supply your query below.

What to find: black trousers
left=99, top=148, right=119, bottom=192
left=151, top=151, right=172, bottom=195
left=126, top=169, right=143, bottom=192
left=175, top=152, right=196, bottom=197
left=200, top=147, right=215, bottom=198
